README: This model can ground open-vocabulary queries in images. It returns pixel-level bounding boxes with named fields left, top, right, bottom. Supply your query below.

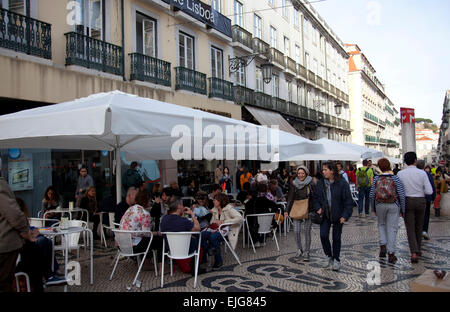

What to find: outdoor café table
left=39, top=226, right=93, bottom=291
left=44, top=208, right=89, bottom=225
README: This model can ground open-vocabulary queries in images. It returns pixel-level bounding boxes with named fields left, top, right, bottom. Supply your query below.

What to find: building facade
left=416, top=125, right=439, bottom=164
left=346, top=44, right=401, bottom=159
left=437, top=90, right=450, bottom=166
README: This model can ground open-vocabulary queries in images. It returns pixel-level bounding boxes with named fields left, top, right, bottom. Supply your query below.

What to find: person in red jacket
left=346, top=164, right=357, bottom=184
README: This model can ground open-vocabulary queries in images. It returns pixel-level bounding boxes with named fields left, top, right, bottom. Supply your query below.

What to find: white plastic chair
left=160, top=232, right=201, bottom=289
left=100, top=212, right=118, bottom=248
left=350, top=184, right=359, bottom=206
left=218, top=222, right=242, bottom=265
left=246, top=213, right=280, bottom=254
left=52, top=220, right=87, bottom=260
left=110, top=229, right=157, bottom=287
left=15, top=255, right=30, bottom=293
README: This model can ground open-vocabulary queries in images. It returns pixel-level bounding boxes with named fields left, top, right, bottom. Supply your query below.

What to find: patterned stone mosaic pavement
left=47, top=209, right=450, bottom=292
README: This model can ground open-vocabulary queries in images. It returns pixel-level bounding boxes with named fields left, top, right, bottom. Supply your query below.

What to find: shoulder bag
left=289, top=187, right=309, bottom=220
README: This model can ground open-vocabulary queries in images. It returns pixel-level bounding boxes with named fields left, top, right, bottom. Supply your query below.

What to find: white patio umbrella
left=339, top=142, right=384, bottom=159
left=0, top=91, right=322, bottom=201
left=279, top=138, right=363, bottom=161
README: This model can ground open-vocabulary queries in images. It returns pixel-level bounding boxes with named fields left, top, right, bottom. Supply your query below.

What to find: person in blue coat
left=314, top=161, right=353, bottom=272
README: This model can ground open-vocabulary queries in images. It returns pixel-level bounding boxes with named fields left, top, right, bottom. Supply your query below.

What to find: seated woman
left=120, top=189, right=163, bottom=264
left=201, top=193, right=242, bottom=270
left=41, top=186, right=62, bottom=224
left=246, top=183, right=278, bottom=247
left=79, top=186, right=101, bottom=240
left=192, top=191, right=212, bottom=230
left=16, top=198, right=66, bottom=292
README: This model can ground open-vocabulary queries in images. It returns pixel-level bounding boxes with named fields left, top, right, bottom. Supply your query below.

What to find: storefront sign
left=170, top=0, right=232, bottom=38
left=8, top=149, right=34, bottom=192
left=400, top=108, right=415, bottom=124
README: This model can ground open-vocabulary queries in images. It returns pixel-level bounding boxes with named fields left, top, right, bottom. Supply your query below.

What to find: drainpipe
left=121, top=0, right=125, bottom=81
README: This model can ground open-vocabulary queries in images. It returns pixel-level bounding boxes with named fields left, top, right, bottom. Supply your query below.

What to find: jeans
left=376, top=203, right=400, bottom=254
left=320, top=217, right=344, bottom=262
left=293, top=219, right=312, bottom=253
left=423, top=201, right=431, bottom=233
left=358, top=187, right=371, bottom=214
left=35, top=235, right=59, bottom=277
left=201, top=231, right=224, bottom=264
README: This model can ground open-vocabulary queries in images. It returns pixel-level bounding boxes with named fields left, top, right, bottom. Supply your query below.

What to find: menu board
left=8, top=149, right=33, bottom=191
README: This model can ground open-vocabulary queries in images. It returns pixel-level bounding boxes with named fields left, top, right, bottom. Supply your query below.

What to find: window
left=179, top=32, right=194, bottom=69
left=294, top=8, right=299, bottom=27
left=282, top=0, right=287, bottom=17
left=303, top=17, right=309, bottom=38
left=234, top=0, right=243, bottom=27
left=270, top=26, right=277, bottom=48
left=211, top=0, right=222, bottom=13
left=297, top=84, right=304, bottom=105
left=284, top=37, right=290, bottom=57
left=255, top=67, right=264, bottom=92
left=211, top=46, right=223, bottom=79
left=312, top=26, right=317, bottom=45
left=286, top=80, right=292, bottom=102
left=272, top=74, right=279, bottom=97
left=254, top=14, right=262, bottom=39
left=236, top=65, right=246, bottom=86
left=8, top=0, right=26, bottom=14
left=305, top=52, right=310, bottom=70
left=313, top=59, right=318, bottom=74
left=75, top=0, right=104, bottom=40
left=295, top=45, right=301, bottom=64
left=136, top=13, right=157, bottom=58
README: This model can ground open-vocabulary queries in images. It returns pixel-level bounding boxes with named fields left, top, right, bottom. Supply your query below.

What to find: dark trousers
left=404, top=197, right=426, bottom=254
left=17, top=241, right=47, bottom=292
left=358, top=187, right=371, bottom=214
left=201, top=231, right=224, bottom=263
left=0, top=249, right=20, bottom=292
left=133, top=236, right=164, bottom=262
left=320, top=217, right=344, bottom=262
left=423, top=201, right=431, bottom=233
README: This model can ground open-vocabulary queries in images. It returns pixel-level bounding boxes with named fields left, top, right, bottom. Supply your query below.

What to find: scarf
left=324, top=179, right=332, bottom=210
left=293, top=176, right=313, bottom=190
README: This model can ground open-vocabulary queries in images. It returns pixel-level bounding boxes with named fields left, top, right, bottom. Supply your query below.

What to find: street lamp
left=334, top=102, right=343, bottom=116
left=376, top=129, right=381, bottom=140
left=229, top=51, right=274, bottom=84
left=442, top=121, right=449, bottom=130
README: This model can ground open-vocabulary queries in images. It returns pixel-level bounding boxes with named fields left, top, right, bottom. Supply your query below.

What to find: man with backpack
left=122, top=162, right=143, bottom=192
left=356, top=159, right=374, bottom=218
left=397, top=152, right=433, bottom=263
left=369, top=158, right=406, bottom=264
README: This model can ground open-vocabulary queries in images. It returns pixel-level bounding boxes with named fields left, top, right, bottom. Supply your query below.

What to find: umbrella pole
left=115, top=146, right=122, bottom=204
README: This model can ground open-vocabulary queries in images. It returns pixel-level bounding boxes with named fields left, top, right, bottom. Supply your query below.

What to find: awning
left=244, top=106, right=301, bottom=136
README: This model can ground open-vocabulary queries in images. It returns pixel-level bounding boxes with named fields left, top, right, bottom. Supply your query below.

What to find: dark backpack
left=375, top=175, right=397, bottom=203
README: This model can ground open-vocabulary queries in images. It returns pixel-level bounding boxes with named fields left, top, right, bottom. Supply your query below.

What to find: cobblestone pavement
left=47, top=210, right=450, bottom=292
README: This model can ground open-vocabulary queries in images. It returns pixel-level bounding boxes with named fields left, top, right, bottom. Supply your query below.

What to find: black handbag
left=309, top=211, right=323, bottom=225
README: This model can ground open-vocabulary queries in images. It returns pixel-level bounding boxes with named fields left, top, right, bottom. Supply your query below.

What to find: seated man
left=159, top=200, right=203, bottom=275
left=115, top=187, right=138, bottom=224
left=208, top=184, right=222, bottom=209
left=269, top=179, right=285, bottom=202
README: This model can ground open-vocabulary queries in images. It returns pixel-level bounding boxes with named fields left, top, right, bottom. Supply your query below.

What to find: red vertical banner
left=400, top=108, right=415, bottom=124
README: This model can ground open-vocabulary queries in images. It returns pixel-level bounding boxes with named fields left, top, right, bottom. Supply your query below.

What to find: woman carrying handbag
left=285, top=166, right=316, bottom=262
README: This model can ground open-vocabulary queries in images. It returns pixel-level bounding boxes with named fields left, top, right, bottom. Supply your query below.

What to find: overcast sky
left=312, top=0, right=450, bottom=125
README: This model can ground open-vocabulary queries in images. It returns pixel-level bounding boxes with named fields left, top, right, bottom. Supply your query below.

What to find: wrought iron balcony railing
left=234, top=85, right=254, bottom=105
left=270, top=48, right=285, bottom=67
left=307, top=70, right=316, bottom=84
left=286, top=56, right=296, bottom=73
left=209, top=77, right=234, bottom=101
left=287, top=101, right=299, bottom=117
left=0, top=8, right=51, bottom=59
left=323, top=80, right=329, bottom=92
left=299, top=106, right=309, bottom=119
left=231, top=25, right=253, bottom=50
left=297, top=63, right=307, bottom=80
left=129, top=53, right=171, bottom=86
left=316, top=76, right=323, bottom=88
left=252, top=37, right=270, bottom=56
left=254, top=91, right=273, bottom=110
left=309, top=108, right=318, bottom=121
left=65, top=32, right=123, bottom=75
left=175, top=66, right=207, bottom=95
left=272, top=96, right=286, bottom=112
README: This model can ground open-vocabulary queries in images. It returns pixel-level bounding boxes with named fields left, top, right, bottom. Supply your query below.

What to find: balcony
left=323, top=80, right=329, bottom=92
left=287, top=102, right=299, bottom=117
left=231, top=25, right=253, bottom=53
left=316, top=76, right=323, bottom=89
left=272, top=97, right=286, bottom=112
left=129, top=53, right=171, bottom=87
left=309, top=108, right=318, bottom=121
left=270, top=48, right=285, bottom=69
left=329, top=85, right=336, bottom=97
left=65, top=32, right=123, bottom=76
left=234, top=85, right=254, bottom=105
left=317, top=111, right=325, bottom=123
left=331, top=116, right=337, bottom=126
left=209, top=77, right=234, bottom=101
left=285, top=56, right=297, bottom=75
left=325, top=113, right=331, bottom=125
left=364, top=111, right=379, bottom=124
left=297, top=63, right=307, bottom=80
left=307, top=70, right=316, bottom=85
left=175, top=66, right=207, bottom=95
left=379, top=120, right=386, bottom=128
left=0, top=8, right=52, bottom=59
left=365, top=135, right=379, bottom=143
left=299, top=106, right=309, bottom=119
left=338, top=118, right=343, bottom=128
left=254, top=91, right=273, bottom=110
left=252, top=37, right=270, bottom=57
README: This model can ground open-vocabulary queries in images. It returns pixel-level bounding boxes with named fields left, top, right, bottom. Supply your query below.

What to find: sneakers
left=332, top=259, right=341, bottom=271
left=359, top=213, right=363, bottom=218
left=303, top=252, right=310, bottom=262
left=45, top=275, right=67, bottom=286
left=324, top=256, right=333, bottom=268
left=379, top=245, right=387, bottom=258
left=212, top=261, right=223, bottom=271
left=254, top=242, right=261, bottom=248
left=388, top=253, right=397, bottom=264
left=295, top=249, right=303, bottom=258
left=422, top=232, right=430, bottom=240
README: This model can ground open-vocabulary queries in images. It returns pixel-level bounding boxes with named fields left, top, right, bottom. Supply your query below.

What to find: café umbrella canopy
left=339, top=142, right=384, bottom=159
left=0, top=91, right=322, bottom=202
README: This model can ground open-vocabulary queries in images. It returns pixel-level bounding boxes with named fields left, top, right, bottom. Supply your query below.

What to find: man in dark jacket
left=122, top=162, right=143, bottom=192
left=314, top=162, right=353, bottom=272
